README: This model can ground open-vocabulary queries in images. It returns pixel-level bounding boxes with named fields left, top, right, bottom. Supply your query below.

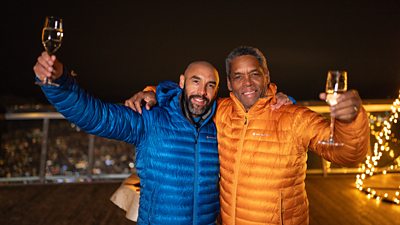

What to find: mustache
left=188, top=95, right=209, bottom=103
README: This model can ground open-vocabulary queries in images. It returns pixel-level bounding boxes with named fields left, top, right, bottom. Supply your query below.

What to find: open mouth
left=242, top=90, right=257, bottom=97
left=190, top=96, right=208, bottom=106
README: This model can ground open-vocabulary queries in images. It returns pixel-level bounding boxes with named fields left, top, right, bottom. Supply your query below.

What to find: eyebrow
left=191, top=75, right=201, bottom=80
left=208, top=81, right=217, bottom=86
left=233, top=68, right=262, bottom=75
left=191, top=75, right=216, bottom=85
left=249, top=68, right=262, bottom=73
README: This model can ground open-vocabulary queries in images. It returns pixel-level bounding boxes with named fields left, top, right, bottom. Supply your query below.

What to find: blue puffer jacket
left=40, top=74, right=220, bottom=225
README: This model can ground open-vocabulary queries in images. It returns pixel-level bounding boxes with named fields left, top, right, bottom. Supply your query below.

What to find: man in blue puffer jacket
left=33, top=51, right=221, bottom=225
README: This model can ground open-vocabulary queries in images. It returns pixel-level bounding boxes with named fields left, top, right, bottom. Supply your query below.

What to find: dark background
left=2, top=0, right=400, bottom=105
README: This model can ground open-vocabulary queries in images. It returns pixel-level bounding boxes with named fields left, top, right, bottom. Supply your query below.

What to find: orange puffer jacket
left=215, top=85, right=369, bottom=225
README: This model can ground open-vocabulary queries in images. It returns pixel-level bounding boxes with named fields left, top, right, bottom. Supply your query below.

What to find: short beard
left=182, top=83, right=213, bottom=117
left=186, top=94, right=210, bottom=116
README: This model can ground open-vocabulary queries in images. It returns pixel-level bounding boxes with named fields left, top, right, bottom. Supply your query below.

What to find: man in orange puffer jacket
left=216, top=46, right=369, bottom=225
left=125, top=46, right=370, bottom=225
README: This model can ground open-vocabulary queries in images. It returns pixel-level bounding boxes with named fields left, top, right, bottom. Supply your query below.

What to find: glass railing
left=0, top=100, right=394, bottom=184
left=1, top=110, right=135, bottom=184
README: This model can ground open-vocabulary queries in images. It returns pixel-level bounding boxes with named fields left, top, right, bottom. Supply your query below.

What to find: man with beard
left=33, top=51, right=221, bottom=225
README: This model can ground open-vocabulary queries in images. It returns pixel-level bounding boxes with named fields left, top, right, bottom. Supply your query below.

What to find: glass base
left=35, top=78, right=60, bottom=87
left=318, top=140, right=344, bottom=146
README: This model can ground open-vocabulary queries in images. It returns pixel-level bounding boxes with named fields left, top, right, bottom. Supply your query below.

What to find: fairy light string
left=355, top=90, right=400, bottom=204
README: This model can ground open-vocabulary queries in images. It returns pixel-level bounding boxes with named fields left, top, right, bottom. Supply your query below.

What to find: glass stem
left=329, top=116, right=335, bottom=143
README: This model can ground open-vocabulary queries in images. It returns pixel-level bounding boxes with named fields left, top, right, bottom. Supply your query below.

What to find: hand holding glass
left=318, top=70, right=348, bottom=146
left=35, top=16, right=63, bottom=86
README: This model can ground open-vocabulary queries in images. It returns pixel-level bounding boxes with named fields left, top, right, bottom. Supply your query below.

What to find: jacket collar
left=230, top=83, right=278, bottom=115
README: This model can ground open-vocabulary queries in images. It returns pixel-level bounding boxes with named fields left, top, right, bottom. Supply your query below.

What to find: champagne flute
left=35, top=16, right=63, bottom=86
left=318, top=70, right=348, bottom=146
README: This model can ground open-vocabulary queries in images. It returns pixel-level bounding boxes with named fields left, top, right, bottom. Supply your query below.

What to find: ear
left=227, top=76, right=232, bottom=91
left=179, top=74, right=185, bottom=89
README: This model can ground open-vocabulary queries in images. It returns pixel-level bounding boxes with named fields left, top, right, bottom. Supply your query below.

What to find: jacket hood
left=156, top=80, right=181, bottom=108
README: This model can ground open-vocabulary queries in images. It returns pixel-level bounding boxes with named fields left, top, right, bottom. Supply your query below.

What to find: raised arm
left=33, top=52, right=146, bottom=145
left=297, top=90, right=369, bottom=166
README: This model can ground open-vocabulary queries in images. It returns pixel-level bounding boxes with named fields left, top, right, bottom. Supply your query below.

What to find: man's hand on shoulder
left=125, top=91, right=157, bottom=114
left=271, top=92, right=294, bottom=110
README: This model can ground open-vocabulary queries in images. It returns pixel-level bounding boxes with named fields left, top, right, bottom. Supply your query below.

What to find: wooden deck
left=306, top=175, right=400, bottom=225
left=1, top=175, right=399, bottom=225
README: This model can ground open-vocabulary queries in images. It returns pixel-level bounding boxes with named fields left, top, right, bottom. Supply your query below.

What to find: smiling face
left=227, top=55, right=270, bottom=111
left=179, top=61, right=219, bottom=117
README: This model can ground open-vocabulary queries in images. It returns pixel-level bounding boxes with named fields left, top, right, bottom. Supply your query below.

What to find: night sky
left=2, top=0, right=400, bottom=105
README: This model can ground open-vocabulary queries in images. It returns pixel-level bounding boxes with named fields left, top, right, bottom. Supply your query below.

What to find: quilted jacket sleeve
left=294, top=106, right=370, bottom=166
left=39, top=72, right=146, bottom=146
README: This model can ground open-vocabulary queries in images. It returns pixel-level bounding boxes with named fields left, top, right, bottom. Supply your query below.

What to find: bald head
left=179, top=61, right=220, bottom=117
left=183, top=61, right=220, bottom=84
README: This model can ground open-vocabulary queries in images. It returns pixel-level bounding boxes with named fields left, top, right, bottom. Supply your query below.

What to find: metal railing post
left=88, top=134, right=95, bottom=180
left=39, top=118, right=49, bottom=183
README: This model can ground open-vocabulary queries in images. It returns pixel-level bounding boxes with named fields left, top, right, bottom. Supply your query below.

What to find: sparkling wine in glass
left=36, top=16, right=63, bottom=86
left=318, top=70, right=348, bottom=146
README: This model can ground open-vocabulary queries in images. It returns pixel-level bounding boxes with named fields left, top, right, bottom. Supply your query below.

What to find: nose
left=243, top=74, right=252, bottom=86
left=198, top=85, right=207, bottom=97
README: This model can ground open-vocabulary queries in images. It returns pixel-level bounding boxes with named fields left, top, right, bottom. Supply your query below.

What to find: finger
left=319, top=93, right=326, bottom=101
left=338, top=89, right=359, bottom=101
left=335, top=93, right=361, bottom=112
left=146, top=100, right=156, bottom=110
left=125, top=100, right=137, bottom=112
left=331, top=104, right=358, bottom=122
left=144, top=91, right=156, bottom=102
left=134, top=97, right=143, bottom=114
left=144, top=96, right=152, bottom=105
left=41, top=51, right=51, bottom=60
left=334, top=108, right=357, bottom=122
left=148, top=100, right=156, bottom=107
left=335, top=113, right=354, bottom=123
left=50, top=54, right=57, bottom=62
left=37, top=56, right=53, bottom=75
left=332, top=105, right=352, bottom=117
left=271, top=102, right=283, bottom=110
left=33, top=62, right=51, bottom=80
left=273, top=92, right=289, bottom=110
left=40, top=52, right=55, bottom=67
left=33, top=63, right=44, bottom=80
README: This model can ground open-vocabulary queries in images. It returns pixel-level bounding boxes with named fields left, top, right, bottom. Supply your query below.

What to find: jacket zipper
left=193, top=130, right=200, bottom=224
left=231, top=113, right=249, bottom=224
